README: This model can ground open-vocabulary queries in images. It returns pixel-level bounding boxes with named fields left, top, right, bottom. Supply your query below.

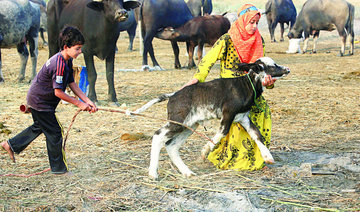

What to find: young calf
left=135, top=57, right=290, bottom=180
left=156, top=15, right=230, bottom=69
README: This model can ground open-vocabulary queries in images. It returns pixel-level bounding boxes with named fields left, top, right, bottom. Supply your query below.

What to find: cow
left=0, top=0, right=41, bottom=83
left=288, top=0, right=354, bottom=56
left=47, top=0, right=140, bottom=105
left=186, top=0, right=213, bottom=17
left=118, top=8, right=139, bottom=52
left=30, top=0, right=47, bottom=46
left=263, top=0, right=297, bottom=42
left=140, top=0, right=194, bottom=71
left=156, top=15, right=230, bottom=69
left=133, top=57, right=290, bottom=179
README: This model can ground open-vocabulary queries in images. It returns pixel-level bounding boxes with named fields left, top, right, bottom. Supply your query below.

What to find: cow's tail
left=134, top=92, right=175, bottom=114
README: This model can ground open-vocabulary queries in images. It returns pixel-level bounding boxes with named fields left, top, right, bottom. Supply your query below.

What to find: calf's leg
left=165, top=127, right=196, bottom=177
left=238, top=115, right=274, bottom=164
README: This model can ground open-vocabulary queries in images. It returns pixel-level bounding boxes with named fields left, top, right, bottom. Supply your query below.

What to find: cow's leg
left=171, top=40, right=181, bottom=69
left=238, top=114, right=274, bottom=164
left=197, top=42, right=205, bottom=62
left=337, top=26, right=347, bottom=56
left=0, top=48, right=3, bottom=83
left=280, top=23, right=285, bottom=42
left=186, top=42, right=196, bottom=69
left=16, top=42, right=29, bottom=83
left=83, top=53, right=98, bottom=103
left=312, top=31, right=320, bottom=53
left=142, top=31, right=162, bottom=71
left=302, top=34, right=310, bottom=53
left=126, top=25, right=136, bottom=51
left=269, top=21, right=277, bottom=42
left=149, top=123, right=181, bottom=180
left=27, top=34, right=39, bottom=82
left=40, top=29, right=48, bottom=46
left=165, top=127, right=197, bottom=177
left=105, top=52, right=118, bottom=104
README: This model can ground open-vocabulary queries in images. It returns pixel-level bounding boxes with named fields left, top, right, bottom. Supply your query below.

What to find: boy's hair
left=58, top=25, right=85, bottom=50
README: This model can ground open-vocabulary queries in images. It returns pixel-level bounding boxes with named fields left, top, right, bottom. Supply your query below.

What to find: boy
left=1, top=26, right=97, bottom=175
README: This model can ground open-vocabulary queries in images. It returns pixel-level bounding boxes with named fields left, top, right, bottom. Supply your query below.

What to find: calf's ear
left=87, top=1, right=104, bottom=11
left=124, top=0, right=141, bottom=10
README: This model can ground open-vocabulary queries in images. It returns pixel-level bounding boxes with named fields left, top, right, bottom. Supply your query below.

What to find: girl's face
left=245, top=14, right=260, bottom=35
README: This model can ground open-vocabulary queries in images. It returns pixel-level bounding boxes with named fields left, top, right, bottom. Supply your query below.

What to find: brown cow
left=156, top=15, right=230, bottom=69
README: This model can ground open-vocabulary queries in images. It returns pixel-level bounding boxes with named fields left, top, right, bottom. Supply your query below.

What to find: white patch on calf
left=149, top=127, right=171, bottom=179
left=184, top=105, right=222, bottom=127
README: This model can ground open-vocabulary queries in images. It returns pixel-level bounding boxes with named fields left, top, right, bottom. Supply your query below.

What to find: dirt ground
left=1, top=1, right=360, bottom=211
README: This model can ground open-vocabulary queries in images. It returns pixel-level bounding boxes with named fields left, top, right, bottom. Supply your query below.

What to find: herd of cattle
left=0, top=0, right=356, bottom=105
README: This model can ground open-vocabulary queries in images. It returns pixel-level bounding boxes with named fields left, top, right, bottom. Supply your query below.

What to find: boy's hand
left=78, top=102, right=96, bottom=113
left=87, top=101, right=98, bottom=113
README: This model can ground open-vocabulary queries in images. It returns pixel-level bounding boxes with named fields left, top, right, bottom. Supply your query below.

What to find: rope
left=98, top=108, right=215, bottom=145
left=246, top=74, right=265, bottom=112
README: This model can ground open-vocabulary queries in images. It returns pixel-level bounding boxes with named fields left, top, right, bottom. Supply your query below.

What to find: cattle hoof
left=17, top=77, right=25, bottom=83
left=183, top=171, right=196, bottom=178
left=201, top=145, right=211, bottom=161
left=148, top=171, right=159, bottom=180
left=109, top=101, right=120, bottom=107
left=142, top=65, right=151, bottom=71
left=0, top=78, right=4, bottom=84
left=153, top=66, right=164, bottom=71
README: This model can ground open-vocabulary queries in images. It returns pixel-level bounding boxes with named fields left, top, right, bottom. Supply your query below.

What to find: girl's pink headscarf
left=228, top=4, right=263, bottom=63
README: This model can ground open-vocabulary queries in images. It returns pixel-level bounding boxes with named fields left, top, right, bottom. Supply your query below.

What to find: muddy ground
left=1, top=1, right=360, bottom=211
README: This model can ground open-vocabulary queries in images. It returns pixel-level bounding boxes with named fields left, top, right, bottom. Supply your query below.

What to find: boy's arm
left=69, top=82, right=98, bottom=112
left=54, top=88, right=96, bottom=113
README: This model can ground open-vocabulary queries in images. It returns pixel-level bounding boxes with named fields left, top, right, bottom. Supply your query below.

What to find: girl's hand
left=262, top=75, right=276, bottom=87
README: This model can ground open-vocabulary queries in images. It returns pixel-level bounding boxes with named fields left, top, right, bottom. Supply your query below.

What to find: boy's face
left=64, top=44, right=83, bottom=59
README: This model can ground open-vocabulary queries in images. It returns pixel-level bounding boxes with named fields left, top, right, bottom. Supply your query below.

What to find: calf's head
left=237, top=57, right=290, bottom=84
left=156, top=27, right=180, bottom=40
left=87, top=0, right=140, bottom=22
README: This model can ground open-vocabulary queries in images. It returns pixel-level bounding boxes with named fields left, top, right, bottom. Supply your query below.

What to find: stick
left=258, top=196, right=339, bottom=212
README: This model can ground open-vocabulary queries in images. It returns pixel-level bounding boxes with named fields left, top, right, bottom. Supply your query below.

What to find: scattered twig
left=258, top=196, right=340, bottom=212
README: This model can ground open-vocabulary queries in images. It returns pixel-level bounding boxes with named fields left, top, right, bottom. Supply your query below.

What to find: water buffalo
left=140, top=0, right=194, bottom=71
left=156, top=15, right=230, bottom=69
left=186, top=0, right=213, bottom=17
left=0, top=0, right=41, bottom=83
left=264, top=0, right=297, bottom=42
left=30, top=0, right=47, bottom=46
left=47, top=0, right=140, bottom=104
left=118, top=8, right=139, bottom=52
left=288, top=0, right=354, bottom=56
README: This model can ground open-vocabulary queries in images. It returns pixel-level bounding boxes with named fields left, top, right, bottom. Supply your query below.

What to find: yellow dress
left=193, top=33, right=271, bottom=170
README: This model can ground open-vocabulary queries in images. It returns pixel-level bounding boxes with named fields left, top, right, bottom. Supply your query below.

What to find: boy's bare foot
left=1, top=141, right=15, bottom=163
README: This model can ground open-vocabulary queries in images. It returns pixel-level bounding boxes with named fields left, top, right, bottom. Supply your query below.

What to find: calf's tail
left=134, top=92, right=175, bottom=114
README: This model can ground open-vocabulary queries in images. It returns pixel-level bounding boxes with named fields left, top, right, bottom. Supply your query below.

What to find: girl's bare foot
left=1, top=141, right=15, bottom=163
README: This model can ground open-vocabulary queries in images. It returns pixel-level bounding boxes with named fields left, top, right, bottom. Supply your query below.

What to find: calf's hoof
left=182, top=170, right=196, bottom=178
left=148, top=170, right=159, bottom=180
left=201, top=145, right=211, bottom=161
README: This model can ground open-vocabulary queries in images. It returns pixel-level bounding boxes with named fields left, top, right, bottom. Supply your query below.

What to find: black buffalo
left=288, top=0, right=354, bottom=56
left=118, top=8, right=139, bottom=52
left=0, top=0, right=41, bottom=83
left=30, top=0, right=47, bottom=46
left=264, top=0, right=297, bottom=42
left=186, top=0, right=213, bottom=17
left=47, top=0, right=140, bottom=104
left=140, top=0, right=194, bottom=71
